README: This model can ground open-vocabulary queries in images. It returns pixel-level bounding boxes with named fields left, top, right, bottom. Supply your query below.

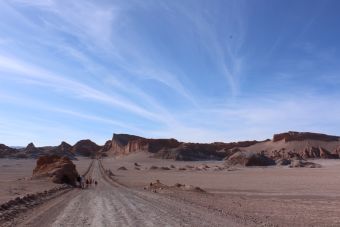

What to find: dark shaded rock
left=32, top=155, right=79, bottom=185
left=289, top=159, right=322, bottom=168
left=226, top=151, right=275, bottom=166
left=275, top=159, right=291, bottom=166
left=72, top=139, right=101, bottom=157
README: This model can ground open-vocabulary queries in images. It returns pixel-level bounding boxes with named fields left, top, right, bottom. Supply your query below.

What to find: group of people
left=76, top=176, right=98, bottom=189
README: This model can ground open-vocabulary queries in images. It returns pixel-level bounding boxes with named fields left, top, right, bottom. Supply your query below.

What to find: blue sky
left=0, top=0, right=340, bottom=146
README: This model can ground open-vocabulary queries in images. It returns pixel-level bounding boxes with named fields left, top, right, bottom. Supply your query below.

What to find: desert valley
left=1, top=131, right=340, bottom=226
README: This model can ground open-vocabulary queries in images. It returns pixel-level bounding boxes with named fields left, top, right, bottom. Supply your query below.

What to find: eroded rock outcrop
left=289, top=159, right=321, bottom=168
left=225, top=151, right=275, bottom=167
left=273, top=131, right=339, bottom=142
left=0, top=144, right=19, bottom=158
left=32, top=155, right=79, bottom=185
left=102, top=133, right=259, bottom=161
left=72, top=139, right=101, bottom=157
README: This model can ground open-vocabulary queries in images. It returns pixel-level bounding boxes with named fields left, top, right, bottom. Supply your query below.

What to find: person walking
left=76, top=176, right=81, bottom=188
left=80, top=176, right=84, bottom=189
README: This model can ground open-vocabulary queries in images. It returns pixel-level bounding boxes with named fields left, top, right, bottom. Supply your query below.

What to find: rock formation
left=100, top=133, right=259, bottom=161
left=32, top=155, right=79, bottom=185
left=71, top=139, right=101, bottom=157
left=0, top=144, right=19, bottom=158
left=289, top=159, right=322, bottom=168
left=245, top=131, right=340, bottom=160
left=2, top=131, right=340, bottom=161
left=225, top=151, right=275, bottom=166
left=273, top=131, right=339, bottom=142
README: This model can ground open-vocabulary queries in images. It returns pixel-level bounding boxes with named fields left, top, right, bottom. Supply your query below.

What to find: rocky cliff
left=273, top=131, right=339, bottom=142
left=2, top=131, right=340, bottom=161
left=245, top=131, right=340, bottom=160
left=101, top=133, right=259, bottom=161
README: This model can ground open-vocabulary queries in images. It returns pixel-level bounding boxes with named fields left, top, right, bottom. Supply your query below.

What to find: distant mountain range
left=1, top=131, right=340, bottom=161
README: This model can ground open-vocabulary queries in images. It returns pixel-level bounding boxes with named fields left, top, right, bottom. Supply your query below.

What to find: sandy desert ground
left=0, top=157, right=91, bottom=204
left=1, top=154, right=340, bottom=226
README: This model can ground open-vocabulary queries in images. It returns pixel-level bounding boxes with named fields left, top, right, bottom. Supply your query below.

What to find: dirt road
left=14, top=160, right=244, bottom=227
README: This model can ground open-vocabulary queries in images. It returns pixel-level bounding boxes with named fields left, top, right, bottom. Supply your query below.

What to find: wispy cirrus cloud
left=6, top=0, right=196, bottom=104
left=0, top=55, right=161, bottom=121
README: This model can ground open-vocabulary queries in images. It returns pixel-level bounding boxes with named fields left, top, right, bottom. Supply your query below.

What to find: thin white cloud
left=7, top=0, right=196, bottom=103
left=0, top=55, right=162, bottom=122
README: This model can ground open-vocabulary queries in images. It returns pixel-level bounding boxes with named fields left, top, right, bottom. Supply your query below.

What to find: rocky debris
left=212, top=166, right=225, bottom=171
left=289, top=159, right=322, bottom=168
left=72, top=139, right=101, bottom=157
left=273, top=131, right=339, bottom=142
left=263, top=146, right=340, bottom=160
left=178, top=167, right=186, bottom=171
left=117, top=166, right=128, bottom=171
left=149, top=165, right=159, bottom=170
left=32, top=155, right=79, bottom=185
left=226, top=151, right=275, bottom=167
left=195, top=164, right=209, bottom=171
left=170, top=164, right=175, bottom=168
left=144, top=180, right=206, bottom=193
left=301, top=146, right=338, bottom=159
left=275, top=159, right=291, bottom=166
left=134, top=162, right=141, bottom=167
left=174, top=183, right=206, bottom=193
left=0, top=185, right=71, bottom=225
left=160, top=166, right=170, bottom=170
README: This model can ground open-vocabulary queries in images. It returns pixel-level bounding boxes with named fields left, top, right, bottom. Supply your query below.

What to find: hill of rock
left=32, top=155, right=79, bottom=185
left=100, top=133, right=259, bottom=161
left=2, top=131, right=340, bottom=161
left=71, top=139, right=101, bottom=157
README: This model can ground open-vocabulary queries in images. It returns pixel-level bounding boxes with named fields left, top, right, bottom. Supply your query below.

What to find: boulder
left=117, top=166, right=128, bottom=171
left=226, top=151, right=275, bottom=167
left=32, top=155, right=78, bottom=185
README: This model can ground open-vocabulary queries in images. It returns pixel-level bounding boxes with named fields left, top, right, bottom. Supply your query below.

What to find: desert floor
left=1, top=154, right=340, bottom=226
left=102, top=153, right=340, bottom=226
left=0, top=157, right=91, bottom=204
